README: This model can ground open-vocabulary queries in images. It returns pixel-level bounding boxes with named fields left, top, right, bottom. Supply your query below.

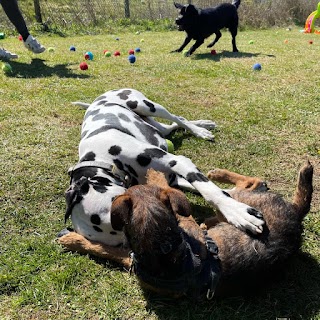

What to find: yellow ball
left=166, top=139, right=174, bottom=153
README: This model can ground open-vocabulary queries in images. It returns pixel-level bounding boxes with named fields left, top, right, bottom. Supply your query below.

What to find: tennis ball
left=2, top=62, right=12, bottom=74
left=166, top=139, right=174, bottom=153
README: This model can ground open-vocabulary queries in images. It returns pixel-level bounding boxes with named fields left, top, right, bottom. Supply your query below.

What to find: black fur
left=173, top=0, right=240, bottom=56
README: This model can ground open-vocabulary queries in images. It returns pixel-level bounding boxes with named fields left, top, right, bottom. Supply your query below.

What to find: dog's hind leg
left=229, top=27, right=238, bottom=52
left=57, top=231, right=132, bottom=268
left=144, top=117, right=216, bottom=137
left=207, top=169, right=268, bottom=191
left=207, top=31, right=221, bottom=48
left=292, top=160, right=313, bottom=219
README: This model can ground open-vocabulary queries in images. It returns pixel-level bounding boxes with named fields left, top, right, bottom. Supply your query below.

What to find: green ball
left=48, top=47, right=55, bottom=52
left=166, top=139, right=174, bottom=153
left=249, top=40, right=254, bottom=44
left=182, top=49, right=189, bottom=56
left=2, top=62, right=12, bottom=74
left=104, top=51, right=112, bottom=57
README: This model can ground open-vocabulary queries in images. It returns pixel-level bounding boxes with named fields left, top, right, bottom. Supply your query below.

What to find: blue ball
left=69, top=45, right=76, bottom=51
left=128, top=54, right=136, bottom=63
left=253, top=63, right=262, bottom=71
left=135, top=47, right=141, bottom=53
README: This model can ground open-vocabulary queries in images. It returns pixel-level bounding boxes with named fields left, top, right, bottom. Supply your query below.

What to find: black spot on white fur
left=109, top=145, right=122, bottom=156
left=143, top=100, right=156, bottom=112
left=119, top=113, right=131, bottom=122
left=91, top=214, right=101, bottom=225
left=93, top=226, right=103, bottom=232
left=118, top=90, right=132, bottom=100
left=134, top=121, right=159, bottom=146
left=114, top=159, right=124, bottom=171
left=136, top=148, right=166, bottom=167
left=80, top=151, right=96, bottom=162
left=127, top=100, right=138, bottom=109
left=222, top=191, right=231, bottom=198
left=186, top=172, right=209, bottom=183
left=169, top=160, right=177, bottom=167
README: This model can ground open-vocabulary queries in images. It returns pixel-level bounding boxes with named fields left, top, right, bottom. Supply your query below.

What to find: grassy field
left=0, top=28, right=319, bottom=319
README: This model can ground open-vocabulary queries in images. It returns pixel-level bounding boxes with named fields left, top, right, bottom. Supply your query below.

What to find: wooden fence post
left=33, top=0, right=43, bottom=23
left=124, top=0, right=130, bottom=18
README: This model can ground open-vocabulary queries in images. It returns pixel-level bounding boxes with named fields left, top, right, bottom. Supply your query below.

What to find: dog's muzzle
left=129, top=230, right=221, bottom=300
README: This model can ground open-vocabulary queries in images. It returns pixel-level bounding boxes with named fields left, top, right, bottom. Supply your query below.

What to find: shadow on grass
left=143, top=251, right=320, bottom=320
left=193, top=50, right=276, bottom=61
left=5, top=58, right=89, bottom=79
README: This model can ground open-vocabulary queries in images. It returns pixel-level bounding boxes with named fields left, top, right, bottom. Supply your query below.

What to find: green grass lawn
left=0, top=28, right=319, bottom=320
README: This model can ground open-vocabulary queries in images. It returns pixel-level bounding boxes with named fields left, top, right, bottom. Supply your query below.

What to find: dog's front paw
left=219, top=199, right=264, bottom=234
left=193, top=127, right=214, bottom=141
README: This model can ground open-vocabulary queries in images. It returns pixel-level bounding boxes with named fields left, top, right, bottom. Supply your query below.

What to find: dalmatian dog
left=64, top=88, right=264, bottom=246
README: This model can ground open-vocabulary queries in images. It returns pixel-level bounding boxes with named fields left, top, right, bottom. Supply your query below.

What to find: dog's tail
left=232, top=0, right=241, bottom=9
left=72, top=101, right=90, bottom=109
left=292, top=160, right=313, bottom=219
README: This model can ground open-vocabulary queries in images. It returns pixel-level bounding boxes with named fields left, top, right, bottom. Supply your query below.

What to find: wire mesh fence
left=0, top=0, right=319, bottom=32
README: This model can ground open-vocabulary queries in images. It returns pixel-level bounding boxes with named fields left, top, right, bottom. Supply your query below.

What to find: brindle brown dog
left=58, top=161, right=313, bottom=298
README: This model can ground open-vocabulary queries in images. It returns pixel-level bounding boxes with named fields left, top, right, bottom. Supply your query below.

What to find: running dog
left=58, top=161, right=313, bottom=298
left=61, top=88, right=264, bottom=247
left=172, top=0, right=241, bottom=56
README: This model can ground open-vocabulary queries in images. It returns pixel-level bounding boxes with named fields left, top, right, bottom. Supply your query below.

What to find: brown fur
left=58, top=161, right=313, bottom=297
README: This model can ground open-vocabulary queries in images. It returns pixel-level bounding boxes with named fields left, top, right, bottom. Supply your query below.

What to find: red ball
left=114, top=51, right=121, bottom=56
left=84, top=53, right=90, bottom=60
left=309, top=40, right=313, bottom=44
left=103, top=49, right=108, bottom=54
left=18, top=34, right=23, bottom=41
left=79, top=62, right=88, bottom=70
left=210, top=49, right=217, bottom=55
left=128, top=49, right=135, bottom=55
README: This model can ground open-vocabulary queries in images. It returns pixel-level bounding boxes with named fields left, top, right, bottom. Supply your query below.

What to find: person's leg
left=0, top=0, right=45, bottom=53
left=0, top=0, right=29, bottom=40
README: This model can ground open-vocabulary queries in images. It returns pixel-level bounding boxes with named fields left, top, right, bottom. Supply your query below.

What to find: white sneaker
left=0, top=48, right=18, bottom=60
left=24, top=35, right=45, bottom=54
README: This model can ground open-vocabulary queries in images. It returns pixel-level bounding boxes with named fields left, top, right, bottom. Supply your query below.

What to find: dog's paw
left=218, top=198, right=264, bottom=234
left=192, top=126, right=214, bottom=141
left=56, top=228, right=72, bottom=238
left=190, top=120, right=217, bottom=130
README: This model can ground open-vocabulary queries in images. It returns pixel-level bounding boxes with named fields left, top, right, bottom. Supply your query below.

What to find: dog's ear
left=65, top=187, right=82, bottom=223
left=174, top=2, right=184, bottom=9
left=64, top=177, right=89, bottom=222
left=186, top=4, right=198, bottom=15
left=110, top=194, right=132, bottom=231
left=160, top=188, right=192, bottom=217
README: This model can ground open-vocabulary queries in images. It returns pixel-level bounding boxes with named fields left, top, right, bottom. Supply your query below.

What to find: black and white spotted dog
left=64, top=88, right=264, bottom=246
